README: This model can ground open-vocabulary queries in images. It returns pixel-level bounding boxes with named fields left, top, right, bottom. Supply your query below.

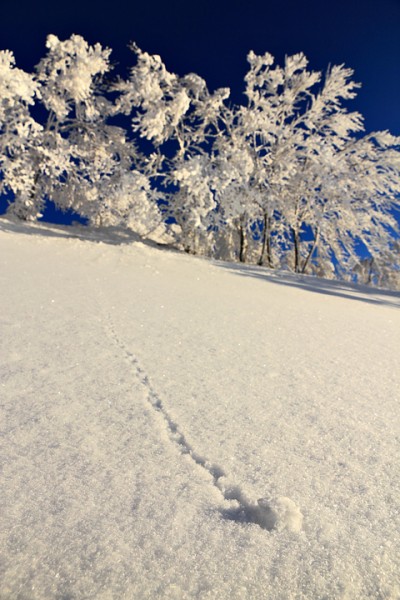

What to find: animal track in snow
left=105, top=318, right=303, bottom=533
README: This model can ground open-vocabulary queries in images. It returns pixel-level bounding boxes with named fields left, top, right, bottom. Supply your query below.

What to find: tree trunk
left=291, top=227, right=300, bottom=272
left=258, top=213, right=273, bottom=268
left=183, top=229, right=196, bottom=254
left=238, top=220, right=247, bottom=263
left=301, top=228, right=320, bottom=274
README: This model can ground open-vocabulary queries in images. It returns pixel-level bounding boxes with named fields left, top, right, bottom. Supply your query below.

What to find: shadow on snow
left=1, top=215, right=399, bottom=308
left=0, top=215, right=172, bottom=250
left=215, top=262, right=400, bottom=309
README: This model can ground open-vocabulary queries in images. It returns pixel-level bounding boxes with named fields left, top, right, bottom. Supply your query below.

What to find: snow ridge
left=105, top=316, right=303, bottom=533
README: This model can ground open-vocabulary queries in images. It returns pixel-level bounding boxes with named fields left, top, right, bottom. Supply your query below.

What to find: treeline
left=1, top=35, right=399, bottom=288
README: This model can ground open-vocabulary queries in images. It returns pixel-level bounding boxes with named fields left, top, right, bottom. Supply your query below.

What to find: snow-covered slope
left=1, top=217, right=399, bottom=599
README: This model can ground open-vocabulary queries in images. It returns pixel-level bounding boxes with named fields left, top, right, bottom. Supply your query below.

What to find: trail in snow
left=104, top=314, right=303, bottom=533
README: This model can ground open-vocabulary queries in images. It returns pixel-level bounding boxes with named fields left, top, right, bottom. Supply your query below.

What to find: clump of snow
left=269, top=496, right=304, bottom=533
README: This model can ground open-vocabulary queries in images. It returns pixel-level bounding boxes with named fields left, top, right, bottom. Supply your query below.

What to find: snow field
left=1, top=218, right=399, bottom=599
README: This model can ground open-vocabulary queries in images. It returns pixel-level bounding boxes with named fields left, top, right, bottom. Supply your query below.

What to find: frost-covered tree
left=27, top=34, right=118, bottom=220
left=301, top=130, right=400, bottom=276
left=211, top=121, right=262, bottom=262
left=211, top=50, right=400, bottom=279
left=1, top=34, right=116, bottom=220
left=226, top=53, right=365, bottom=271
left=0, top=50, right=42, bottom=219
left=1, top=35, right=163, bottom=232
left=115, top=44, right=230, bottom=252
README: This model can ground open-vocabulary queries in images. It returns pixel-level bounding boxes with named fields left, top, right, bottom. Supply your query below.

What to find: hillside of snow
left=1, top=216, right=399, bottom=599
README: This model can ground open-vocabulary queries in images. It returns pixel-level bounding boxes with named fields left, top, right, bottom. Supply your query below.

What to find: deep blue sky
left=2, top=0, right=400, bottom=135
